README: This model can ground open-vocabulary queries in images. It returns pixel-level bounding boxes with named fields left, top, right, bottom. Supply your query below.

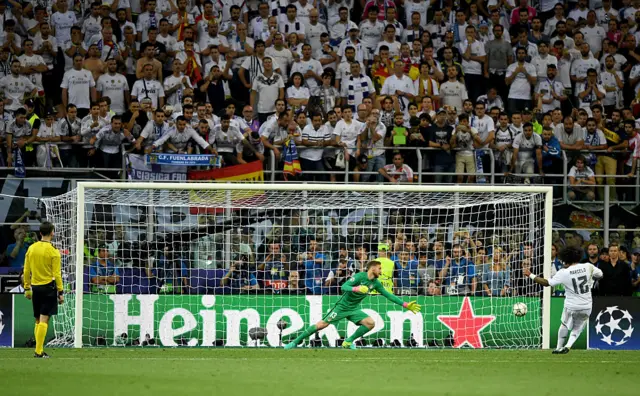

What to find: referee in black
left=24, top=222, right=63, bottom=358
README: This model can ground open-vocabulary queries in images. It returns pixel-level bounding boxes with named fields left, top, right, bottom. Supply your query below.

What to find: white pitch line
left=0, top=357, right=634, bottom=364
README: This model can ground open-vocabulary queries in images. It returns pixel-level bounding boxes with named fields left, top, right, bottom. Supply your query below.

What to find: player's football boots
left=284, top=342, right=297, bottom=350
left=341, top=341, right=357, bottom=350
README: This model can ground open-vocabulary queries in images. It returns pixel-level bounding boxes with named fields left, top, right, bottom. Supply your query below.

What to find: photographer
left=439, top=243, right=477, bottom=296
left=89, top=245, right=120, bottom=294
left=6, top=227, right=36, bottom=269
left=84, top=228, right=106, bottom=265
left=324, top=258, right=354, bottom=295
left=221, top=255, right=260, bottom=293
left=394, top=250, right=421, bottom=296
left=11, top=209, right=39, bottom=232
left=258, top=244, right=288, bottom=293
left=147, top=245, right=189, bottom=294
left=4, top=207, right=39, bottom=269
left=107, top=225, right=136, bottom=268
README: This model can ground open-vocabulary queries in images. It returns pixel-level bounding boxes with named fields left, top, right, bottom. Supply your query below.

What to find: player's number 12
left=571, top=275, right=589, bottom=294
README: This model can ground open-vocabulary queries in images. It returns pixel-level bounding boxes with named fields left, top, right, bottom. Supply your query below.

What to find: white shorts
left=561, top=307, right=591, bottom=332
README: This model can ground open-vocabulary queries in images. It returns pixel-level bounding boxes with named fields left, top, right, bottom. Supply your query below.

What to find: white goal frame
left=72, top=182, right=553, bottom=349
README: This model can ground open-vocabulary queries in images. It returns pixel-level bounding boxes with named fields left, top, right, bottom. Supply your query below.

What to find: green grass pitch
left=0, top=348, right=637, bottom=396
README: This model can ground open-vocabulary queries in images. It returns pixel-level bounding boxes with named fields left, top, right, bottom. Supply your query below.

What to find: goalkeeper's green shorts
left=323, top=308, right=369, bottom=324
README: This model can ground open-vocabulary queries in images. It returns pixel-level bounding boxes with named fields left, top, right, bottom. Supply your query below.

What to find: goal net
left=41, top=183, right=552, bottom=349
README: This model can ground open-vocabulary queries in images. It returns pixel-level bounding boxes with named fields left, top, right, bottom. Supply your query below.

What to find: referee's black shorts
left=32, top=282, right=59, bottom=319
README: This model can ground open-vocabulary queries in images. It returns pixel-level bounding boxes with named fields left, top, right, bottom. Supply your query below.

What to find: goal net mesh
left=42, top=186, right=548, bottom=348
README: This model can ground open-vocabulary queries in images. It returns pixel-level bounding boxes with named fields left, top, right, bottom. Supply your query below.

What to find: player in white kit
left=524, top=246, right=603, bottom=354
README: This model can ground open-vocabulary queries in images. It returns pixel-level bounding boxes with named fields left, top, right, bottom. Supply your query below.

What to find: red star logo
left=437, top=297, right=496, bottom=349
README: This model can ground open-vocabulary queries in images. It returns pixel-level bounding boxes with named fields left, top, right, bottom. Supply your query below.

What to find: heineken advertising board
left=9, top=296, right=586, bottom=349
left=80, top=295, right=541, bottom=348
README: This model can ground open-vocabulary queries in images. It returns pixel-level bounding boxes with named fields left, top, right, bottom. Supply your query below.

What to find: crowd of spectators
left=76, top=224, right=640, bottom=297
left=3, top=211, right=637, bottom=297
left=0, top=0, right=638, bottom=196
left=1, top=197, right=639, bottom=299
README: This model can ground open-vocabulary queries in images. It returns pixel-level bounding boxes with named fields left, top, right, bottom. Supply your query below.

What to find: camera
left=234, top=254, right=249, bottom=269
left=28, top=210, right=39, bottom=220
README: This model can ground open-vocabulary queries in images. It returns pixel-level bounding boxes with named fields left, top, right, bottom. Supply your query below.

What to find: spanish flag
left=282, top=138, right=301, bottom=180
left=372, top=59, right=392, bottom=92
left=184, top=51, right=202, bottom=85
left=177, top=11, right=189, bottom=41
left=187, top=160, right=265, bottom=214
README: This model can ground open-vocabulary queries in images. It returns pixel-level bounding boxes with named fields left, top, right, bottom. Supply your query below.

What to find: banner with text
left=6, top=296, right=582, bottom=349
left=589, top=297, right=639, bottom=350
left=78, top=295, right=541, bottom=348
left=125, top=154, right=187, bottom=181
left=146, top=153, right=221, bottom=167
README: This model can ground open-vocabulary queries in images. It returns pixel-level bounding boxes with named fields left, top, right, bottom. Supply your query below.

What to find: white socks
left=565, top=331, right=581, bottom=349
left=557, top=325, right=569, bottom=349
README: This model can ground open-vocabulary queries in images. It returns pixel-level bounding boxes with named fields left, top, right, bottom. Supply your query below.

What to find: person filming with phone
left=221, top=255, right=260, bottom=293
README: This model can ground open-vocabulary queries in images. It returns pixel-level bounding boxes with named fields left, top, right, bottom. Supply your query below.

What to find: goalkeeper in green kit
left=284, top=260, right=421, bottom=350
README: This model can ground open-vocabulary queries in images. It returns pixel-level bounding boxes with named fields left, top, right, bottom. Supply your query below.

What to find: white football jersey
left=549, top=263, right=603, bottom=310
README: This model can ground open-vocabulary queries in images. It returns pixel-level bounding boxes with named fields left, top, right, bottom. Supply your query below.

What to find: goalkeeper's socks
left=556, top=325, right=568, bottom=350
left=345, top=325, right=370, bottom=343
left=35, top=322, right=48, bottom=355
left=34, top=322, right=38, bottom=340
left=292, top=325, right=317, bottom=345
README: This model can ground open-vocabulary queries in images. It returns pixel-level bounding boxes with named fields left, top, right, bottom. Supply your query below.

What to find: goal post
left=43, top=182, right=553, bottom=349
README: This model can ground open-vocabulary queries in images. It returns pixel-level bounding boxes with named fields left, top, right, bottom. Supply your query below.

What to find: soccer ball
left=513, top=303, right=527, bottom=317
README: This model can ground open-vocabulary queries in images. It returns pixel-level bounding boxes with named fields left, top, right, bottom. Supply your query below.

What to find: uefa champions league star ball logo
left=594, top=306, right=634, bottom=346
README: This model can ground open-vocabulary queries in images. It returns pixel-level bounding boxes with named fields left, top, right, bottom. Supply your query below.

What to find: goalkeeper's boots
left=341, top=341, right=357, bottom=350
left=34, top=352, right=50, bottom=358
left=284, top=342, right=297, bottom=350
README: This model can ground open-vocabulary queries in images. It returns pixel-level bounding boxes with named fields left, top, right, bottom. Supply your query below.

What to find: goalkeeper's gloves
left=403, top=301, right=421, bottom=314
left=352, top=285, right=369, bottom=294
left=24, top=289, right=32, bottom=300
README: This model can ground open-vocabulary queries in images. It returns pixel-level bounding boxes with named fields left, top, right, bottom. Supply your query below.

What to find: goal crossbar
left=76, top=181, right=554, bottom=194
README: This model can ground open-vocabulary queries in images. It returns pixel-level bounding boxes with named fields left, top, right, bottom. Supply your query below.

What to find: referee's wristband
left=529, top=274, right=537, bottom=280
